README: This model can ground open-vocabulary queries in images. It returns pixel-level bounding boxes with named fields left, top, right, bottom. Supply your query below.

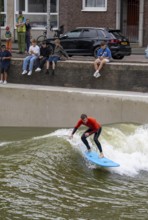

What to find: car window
left=82, top=29, right=98, bottom=38
left=106, top=32, right=116, bottom=39
left=110, top=31, right=124, bottom=38
left=97, top=30, right=106, bottom=38
left=66, top=29, right=82, bottom=38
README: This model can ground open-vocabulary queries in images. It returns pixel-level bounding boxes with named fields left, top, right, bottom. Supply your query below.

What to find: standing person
left=35, top=41, right=52, bottom=72
left=93, top=41, right=112, bottom=78
left=21, top=39, right=40, bottom=76
left=0, top=45, right=12, bottom=84
left=16, top=11, right=26, bottom=54
left=25, top=19, right=31, bottom=53
left=5, top=26, right=12, bottom=52
left=45, top=38, right=69, bottom=75
left=70, top=114, right=104, bottom=158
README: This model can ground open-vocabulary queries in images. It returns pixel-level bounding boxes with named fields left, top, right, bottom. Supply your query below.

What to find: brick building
left=0, top=0, right=147, bottom=47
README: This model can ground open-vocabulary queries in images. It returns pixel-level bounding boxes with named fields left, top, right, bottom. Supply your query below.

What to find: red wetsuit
left=72, top=117, right=101, bottom=135
left=72, top=117, right=102, bottom=152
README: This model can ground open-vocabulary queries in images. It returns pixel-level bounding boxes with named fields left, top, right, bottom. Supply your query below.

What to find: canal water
left=0, top=124, right=148, bottom=220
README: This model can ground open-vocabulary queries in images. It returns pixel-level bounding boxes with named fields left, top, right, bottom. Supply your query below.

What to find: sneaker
left=0, top=80, right=3, bottom=84
left=28, top=71, right=32, bottom=76
left=22, top=70, right=27, bottom=75
left=95, top=72, right=101, bottom=78
left=35, top=67, right=41, bottom=72
left=3, top=80, right=7, bottom=84
left=93, top=70, right=99, bottom=77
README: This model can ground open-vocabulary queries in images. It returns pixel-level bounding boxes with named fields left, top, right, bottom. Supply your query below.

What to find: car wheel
left=93, top=46, right=100, bottom=58
left=112, top=55, right=124, bottom=60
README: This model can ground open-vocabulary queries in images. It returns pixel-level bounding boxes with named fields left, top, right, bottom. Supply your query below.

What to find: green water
left=0, top=125, right=148, bottom=220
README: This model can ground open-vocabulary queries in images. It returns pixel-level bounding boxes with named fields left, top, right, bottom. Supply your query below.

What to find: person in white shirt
left=22, top=39, right=40, bottom=76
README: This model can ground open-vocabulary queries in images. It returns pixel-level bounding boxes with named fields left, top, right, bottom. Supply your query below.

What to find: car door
left=60, top=29, right=83, bottom=55
left=77, top=29, right=98, bottom=54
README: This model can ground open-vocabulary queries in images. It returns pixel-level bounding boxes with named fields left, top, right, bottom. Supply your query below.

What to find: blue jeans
left=23, top=55, right=37, bottom=71
left=48, top=56, right=60, bottom=63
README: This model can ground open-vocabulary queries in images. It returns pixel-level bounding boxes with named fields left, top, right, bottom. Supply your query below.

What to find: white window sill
left=82, top=8, right=107, bottom=12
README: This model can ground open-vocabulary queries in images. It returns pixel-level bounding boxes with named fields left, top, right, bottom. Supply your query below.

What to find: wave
left=47, top=124, right=148, bottom=176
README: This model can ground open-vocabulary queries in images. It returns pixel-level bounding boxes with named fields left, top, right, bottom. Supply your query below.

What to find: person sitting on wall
left=35, top=41, right=52, bottom=72
left=93, top=41, right=112, bottom=78
left=0, top=45, right=12, bottom=84
left=21, top=39, right=40, bottom=76
left=45, top=38, right=69, bottom=75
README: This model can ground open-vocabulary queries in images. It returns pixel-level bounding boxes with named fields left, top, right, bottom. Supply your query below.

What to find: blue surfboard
left=84, top=151, right=120, bottom=167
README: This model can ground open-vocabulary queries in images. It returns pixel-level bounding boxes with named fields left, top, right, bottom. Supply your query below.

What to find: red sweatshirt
left=72, top=117, right=101, bottom=135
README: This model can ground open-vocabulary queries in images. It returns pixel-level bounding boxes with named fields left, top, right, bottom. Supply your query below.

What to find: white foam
left=48, top=126, right=148, bottom=176
left=0, top=141, right=13, bottom=147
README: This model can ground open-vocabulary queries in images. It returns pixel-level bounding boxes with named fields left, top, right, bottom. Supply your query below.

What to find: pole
left=47, top=0, right=50, bottom=38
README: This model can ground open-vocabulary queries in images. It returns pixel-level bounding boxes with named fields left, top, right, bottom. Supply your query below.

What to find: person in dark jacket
left=45, top=38, right=69, bottom=75
left=35, top=41, right=52, bottom=72
left=25, top=19, right=31, bottom=52
left=0, top=45, right=12, bottom=84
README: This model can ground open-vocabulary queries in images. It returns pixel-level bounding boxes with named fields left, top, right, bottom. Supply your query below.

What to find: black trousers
left=81, top=127, right=102, bottom=152
left=35, top=57, right=47, bottom=69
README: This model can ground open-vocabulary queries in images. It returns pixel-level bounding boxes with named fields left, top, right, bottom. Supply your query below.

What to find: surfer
left=70, top=114, right=104, bottom=158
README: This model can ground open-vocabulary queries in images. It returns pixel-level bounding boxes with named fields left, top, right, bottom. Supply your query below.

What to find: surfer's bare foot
left=99, top=152, right=104, bottom=158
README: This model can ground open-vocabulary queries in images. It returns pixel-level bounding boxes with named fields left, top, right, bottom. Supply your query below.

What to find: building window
left=15, top=0, right=59, bottom=29
left=82, top=0, right=107, bottom=11
left=50, top=0, right=58, bottom=29
left=0, top=0, right=6, bottom=27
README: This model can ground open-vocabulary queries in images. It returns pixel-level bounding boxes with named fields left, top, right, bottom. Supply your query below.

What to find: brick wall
left=59, top=0, right=116, bottom=32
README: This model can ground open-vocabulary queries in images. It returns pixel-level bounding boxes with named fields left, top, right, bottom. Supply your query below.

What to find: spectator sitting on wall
left=16, top=11, right=26, bottom=54
left=25, top=19, right=32, bottom=53
left=35, top=41, right=52, bottom=72
left=22, top=39, right=40, bottom=76
left=0, top=45, right=12, bottom=84
left=5, top=26, right=12, bottom=52
left=45, top=38, right=69, bottom=75
left=93, top=41, right=112, bottom=78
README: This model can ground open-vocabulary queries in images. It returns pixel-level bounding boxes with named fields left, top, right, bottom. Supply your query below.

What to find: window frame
left=82, top=0, right=107, bottom=12
left=14, top=0, right=59, bottom=30
left=0, top=0, right=7, bottom=27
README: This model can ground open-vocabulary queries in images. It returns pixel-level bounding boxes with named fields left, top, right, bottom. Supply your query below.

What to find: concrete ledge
left=9, top=59, right=148, bottom=92
left=0, top=84, right=148, bottom=127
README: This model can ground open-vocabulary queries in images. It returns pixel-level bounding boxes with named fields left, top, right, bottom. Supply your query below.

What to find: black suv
left=46, top=27, right=131, bottom=59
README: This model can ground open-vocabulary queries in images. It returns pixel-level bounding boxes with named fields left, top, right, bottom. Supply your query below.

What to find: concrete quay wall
left=9, top=59, right=148, bottom=92
left=0, top=84, right=148, bottom=127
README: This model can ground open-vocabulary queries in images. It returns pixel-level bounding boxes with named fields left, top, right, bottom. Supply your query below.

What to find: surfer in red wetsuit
left=70, top=114, right=104, bottom=158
